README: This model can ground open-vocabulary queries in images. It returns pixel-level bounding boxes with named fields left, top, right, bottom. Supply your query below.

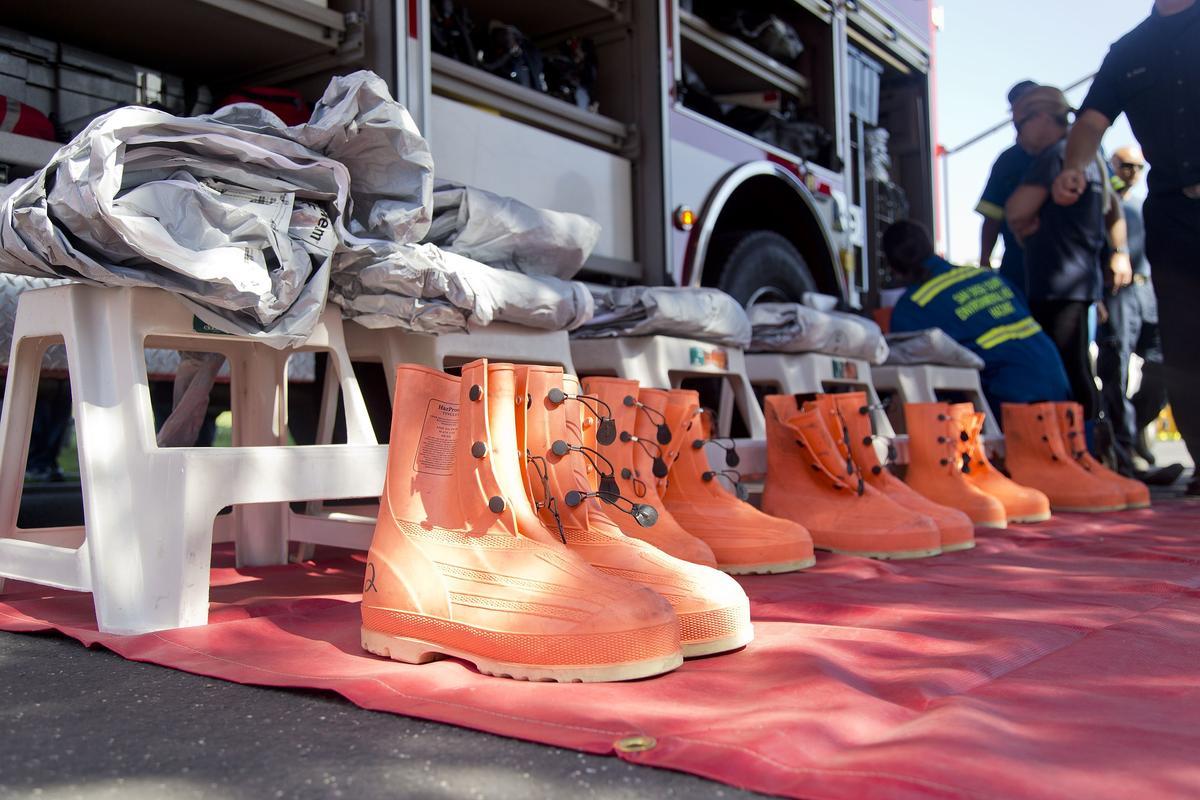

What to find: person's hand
left=1053, top=168, right=1087, bottom=205
left=1109, top=251, right=1133, bottom=292
left=1009, top=215, right=1039, bottom=243
left=1096, top=301, right=1109, bottom=326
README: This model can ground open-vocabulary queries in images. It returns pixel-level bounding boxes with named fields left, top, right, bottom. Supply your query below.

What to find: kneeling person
left=884, top=220, right=1071, bottom=414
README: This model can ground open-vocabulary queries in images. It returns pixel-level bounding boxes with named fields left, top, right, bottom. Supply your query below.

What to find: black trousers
left=1096, top=278, right=1167, bottom=471
left=1143, top=193, right=1200, bottom=470
left=1030, top=299, right=1099, bottom=421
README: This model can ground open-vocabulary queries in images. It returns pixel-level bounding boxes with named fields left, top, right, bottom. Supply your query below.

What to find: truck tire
left=714, top=230, right=817, bottom=306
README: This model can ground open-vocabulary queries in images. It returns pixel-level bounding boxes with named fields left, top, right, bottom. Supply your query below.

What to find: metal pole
left=941, top=153, right=951, bottom=256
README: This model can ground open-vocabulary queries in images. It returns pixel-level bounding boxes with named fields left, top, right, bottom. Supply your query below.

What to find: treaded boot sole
left=719, top=556, right=817, bottom=575
left=818, top=545, right=943, bottom=560
left=974, top=520, right=1008, bottom=529
left=681, top=626, right=755, bottom=658
left=940, top=541, right=976, bottom=553
left=361, top=628, right=683, bottom=683
left=1125, top=501, right=1151, bottom=510
left=1008, top=511, right=1052, bottom=523
left=677, top=602, right=754, bottom=658
left=1050, top=503, right=1128, bottom=513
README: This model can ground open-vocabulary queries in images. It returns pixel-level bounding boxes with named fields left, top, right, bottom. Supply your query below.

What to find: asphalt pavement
left=0, top=631, right=762, bottom=800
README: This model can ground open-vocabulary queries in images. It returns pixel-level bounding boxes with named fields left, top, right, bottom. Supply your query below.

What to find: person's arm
left=1005, top=184, right=1048, bottom=243
left=1053, top=44, right=1123, bottom=206
left=1105, top=197, right=1133, bottom=291
left=976, top=152, right=1014, bottom=267
left=979, top=217, right=1003, bottom=268
left=1052, top=110, right=1113, bottom=205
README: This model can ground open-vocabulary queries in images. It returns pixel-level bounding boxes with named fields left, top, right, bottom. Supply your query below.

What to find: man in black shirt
left=1006, top=86, right=1130, bottom=426
left=1052, top=0, right=1200, bottom=491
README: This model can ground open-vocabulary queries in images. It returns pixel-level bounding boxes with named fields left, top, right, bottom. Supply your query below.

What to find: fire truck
left=1, top=0, right=935, bottom=310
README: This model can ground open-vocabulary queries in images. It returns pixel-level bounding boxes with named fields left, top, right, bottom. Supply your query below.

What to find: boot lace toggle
left=623, top=395, right=673, bottom=444
left=563, top=488, right=659, bottom=528
left=546, top=388, right=618, bottom=445
left=621, top=431, right=670, bottom=478
left=525, top=452, right=567, bottom=543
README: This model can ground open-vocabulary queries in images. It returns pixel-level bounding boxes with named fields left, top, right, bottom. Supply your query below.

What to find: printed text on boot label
left=414, top=400, right=459, bottom=476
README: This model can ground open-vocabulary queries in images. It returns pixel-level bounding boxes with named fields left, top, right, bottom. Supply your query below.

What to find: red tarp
left=3, top=504, right=1200, bottom=799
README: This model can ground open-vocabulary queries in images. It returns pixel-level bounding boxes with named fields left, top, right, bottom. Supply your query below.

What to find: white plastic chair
left=0, top=285, right=387, bottom=634
left=872, top=363, right=1002, bottom=440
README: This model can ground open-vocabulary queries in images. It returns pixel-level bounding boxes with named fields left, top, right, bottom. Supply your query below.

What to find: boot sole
left=1125, top=502, right=1151, bottom=510
left=941, top=541, right=976, bottom=553
left=1051, top=504, right=1128, bottom=513
left=974, top=520, right=1008, bottom=529
left=1008, top=512, right=1052, bottom=523
left=719, top=556, right=818, bottom=575
left=818, top=546, right=942, bottom=560
left=361, top=628, right=683, bottom=683
left=681, top=626, right=755, bottom=658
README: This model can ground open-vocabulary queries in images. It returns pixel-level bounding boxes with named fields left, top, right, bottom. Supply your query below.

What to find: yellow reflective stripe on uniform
left=975, top=199, right=1005, bottom=221
left=976, top=318, right=1042, bottom=350
left=912, top=267, right=980, bottom=307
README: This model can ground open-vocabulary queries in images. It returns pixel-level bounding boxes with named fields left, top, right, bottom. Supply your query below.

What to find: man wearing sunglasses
left=1097, top=146, right=1181, bottom=484
left=1052, top=0, right=1200, bottom=493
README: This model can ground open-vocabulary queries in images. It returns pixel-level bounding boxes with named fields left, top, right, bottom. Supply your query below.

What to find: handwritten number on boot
left=363, top=562, right=378, bottom=594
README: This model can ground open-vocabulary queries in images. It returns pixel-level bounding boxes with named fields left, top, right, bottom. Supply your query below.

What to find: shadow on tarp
left=2, top=502, right=1200, bottom=800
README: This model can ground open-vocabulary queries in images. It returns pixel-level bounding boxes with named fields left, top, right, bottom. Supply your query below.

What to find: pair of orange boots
left=1002, top=401, right=1150, bottom=512
left=580, top=377, right=815, bottom=576
left=761, top=392, right=974, bottom=560
left=903, top=401, right=1051, bottom=528
left=360, top=360, right=760, bottom=684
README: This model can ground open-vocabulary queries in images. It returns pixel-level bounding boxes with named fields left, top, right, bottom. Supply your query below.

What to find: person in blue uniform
left=884, top=220, right=1071, bottom=418
left=1004, top=85, right=1131, bottom=429
left=977, top=80, right=1038, bottom=295
left=1051, top=0, right=1199, bottom=492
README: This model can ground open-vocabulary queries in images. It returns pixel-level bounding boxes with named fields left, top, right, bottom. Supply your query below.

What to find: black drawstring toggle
left=623, top=395, right=672, bottom=444
left=547, top=389, right=617, bottom=445
left=621, top=431, right=669, bottom=478
left=564, top=489, right=658, bottom=528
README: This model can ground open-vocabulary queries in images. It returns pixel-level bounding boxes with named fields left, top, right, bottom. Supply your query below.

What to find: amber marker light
left=673, top=206, right=696, bottom=231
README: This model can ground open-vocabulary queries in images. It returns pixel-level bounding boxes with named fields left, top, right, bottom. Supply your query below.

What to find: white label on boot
left=414, top=400, right=459, bottom=476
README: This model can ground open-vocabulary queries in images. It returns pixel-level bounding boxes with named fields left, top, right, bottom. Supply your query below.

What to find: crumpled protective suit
left=422, top=182, right=600, bottom=279
left=0, top=70, right=591, bottom=346
left=885, top=328, right=986, bottom=369
left=573, top=286, right=752, bottom=348
left=748, top=302, right=889, bottom=364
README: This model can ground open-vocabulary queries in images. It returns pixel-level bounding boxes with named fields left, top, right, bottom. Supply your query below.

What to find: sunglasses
left=1119, top=162, right=1146, bottom=171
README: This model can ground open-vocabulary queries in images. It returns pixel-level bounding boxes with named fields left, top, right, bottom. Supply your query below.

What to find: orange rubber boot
left=1001, top=402, right=1127, bottom=513
left=514, top=366, right=752, bottom=657
left=819, top=393, right=976, bottom=552
left=949, top=403, right=1051, bottom=523
left=761, top=395, right=942, bottom=559
left=1053, top=401, right=1150, bottom=509
left=360, top=359, right=683, bottom=682
left=661, top=389, right=816, bottom=573
left=903, top=402, right=1009, bottom=528
left=581, top=376, right=719, bottom=567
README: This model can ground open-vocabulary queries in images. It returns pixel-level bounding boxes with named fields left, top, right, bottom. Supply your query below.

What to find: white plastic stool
left=0, top=285, right=387, bottom=634
left=744, top=352, right=894, bottom=437
left=872, top=364, right=1001, bottom=437
left=345, top=320, right=575, bottom=396
left=570, top=336, right=764, bottom=439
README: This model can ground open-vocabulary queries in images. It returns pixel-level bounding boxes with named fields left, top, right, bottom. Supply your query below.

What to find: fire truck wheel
left=715, top=230, right=817, bottom=307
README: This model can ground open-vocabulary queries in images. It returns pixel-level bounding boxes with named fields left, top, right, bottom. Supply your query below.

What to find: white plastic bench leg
left=227, top=343, right=290, bottom=567
left=59, top=293, right=218, bottom=632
